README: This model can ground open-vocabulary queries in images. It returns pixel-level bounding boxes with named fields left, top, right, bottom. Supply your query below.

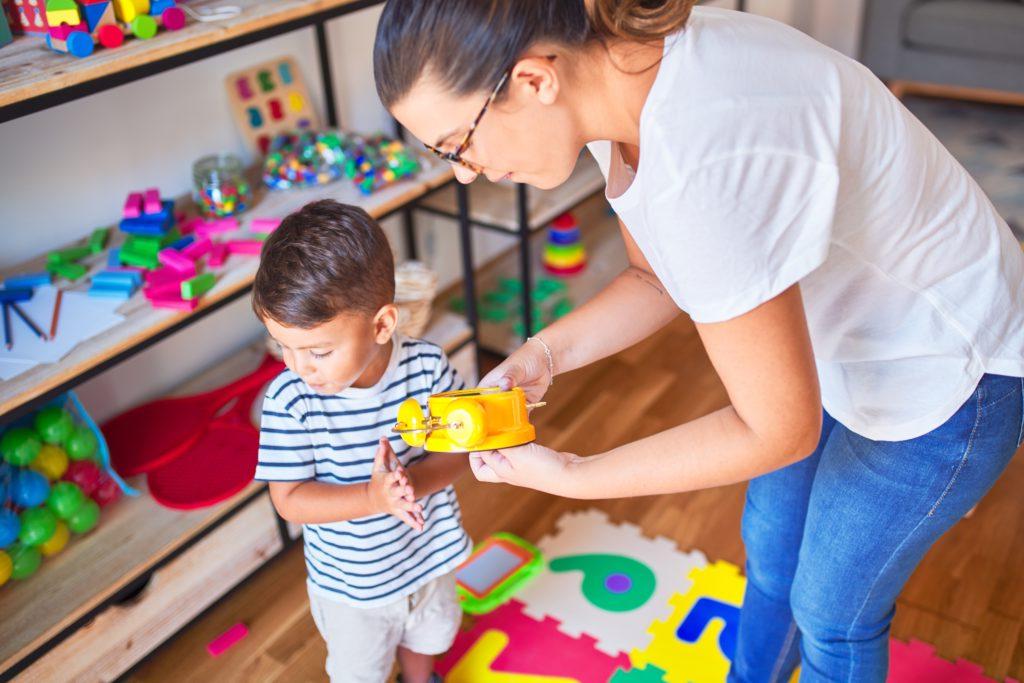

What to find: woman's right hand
left=479, top=338, right=553, bottom=403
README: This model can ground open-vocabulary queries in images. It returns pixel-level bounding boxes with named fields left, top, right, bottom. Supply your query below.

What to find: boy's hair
left=252, top=200, right=395, bottom=327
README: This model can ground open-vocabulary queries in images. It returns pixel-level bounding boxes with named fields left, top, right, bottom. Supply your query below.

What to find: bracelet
left=527, top=336, right=555, bottom=387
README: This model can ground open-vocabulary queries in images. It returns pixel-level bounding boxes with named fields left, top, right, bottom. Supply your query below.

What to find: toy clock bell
left=393, top=387, right=543, bottom=453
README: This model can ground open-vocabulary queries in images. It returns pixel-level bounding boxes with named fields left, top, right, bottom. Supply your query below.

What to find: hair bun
left=588, top=0, right=696, bottom=42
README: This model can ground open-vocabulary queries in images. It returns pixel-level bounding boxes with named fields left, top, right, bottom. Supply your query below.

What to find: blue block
left=4, top=272, right=51, bottom=289
left=83, top=1, right=110, bottom=32
left=88, top=282, right=135, bottom=299
left=0, top=288, right=34, bottom=303
left=150, top=0, right=174, bottom=14
left=166, top=235, right=195, bottom=251
left=119, top=215, right=172, bottom=236
left=108, top=249, right=122, bottom=267
left=143, top=200, right=174, bottom=222
left=93, top=270, right=142, bottom=288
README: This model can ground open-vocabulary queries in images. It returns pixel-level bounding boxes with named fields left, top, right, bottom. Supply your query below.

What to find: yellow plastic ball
left=0, top=550, right=11, bottom=586
left=39, top=521, right=70, bottom=557
left=31, top=444, right=69, bottom=481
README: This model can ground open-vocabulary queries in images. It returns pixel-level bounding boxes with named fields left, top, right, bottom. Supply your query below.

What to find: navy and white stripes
left=255, top=335, right=470, bottom=608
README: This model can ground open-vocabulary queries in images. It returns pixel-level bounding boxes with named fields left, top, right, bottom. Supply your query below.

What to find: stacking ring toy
left=393, top=387, right=543, bottom=453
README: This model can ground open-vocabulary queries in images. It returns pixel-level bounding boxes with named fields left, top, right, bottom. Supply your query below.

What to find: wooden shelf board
left=417, top=153, right=605, bottom=233
left=457, top=193, right=624, bottom=356
left=0, top=0, right=373, bottom=111
left=0, top=296, right=468, bottom=673
left=0, top=157, right=454, bottom=418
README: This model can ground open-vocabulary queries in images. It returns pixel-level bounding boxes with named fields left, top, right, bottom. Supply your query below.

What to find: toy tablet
left=456, top=533, right=543, bottom=614
left=393, top=387, right=543, bottom=453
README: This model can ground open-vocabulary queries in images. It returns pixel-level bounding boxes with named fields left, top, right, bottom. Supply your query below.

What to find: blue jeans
left=729, top=374, right=1024, bottom=683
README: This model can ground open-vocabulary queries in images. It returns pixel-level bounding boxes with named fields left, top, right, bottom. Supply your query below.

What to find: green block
left=181, top=273, right=216, bottom=300
left=47, top=246, right=92, bottom=265
left=46, top=0, right=78, bottom=10
left=88, top=228, right=109, bottom=254
left=46, top=261, right=87, bottom=281
left=159, top=227, right=182, bottom=248
left=498, top=277, right=522, bottom=294
left=125, top=235, right=162, bottom=256
left=119, top=247, right=159, bottom=270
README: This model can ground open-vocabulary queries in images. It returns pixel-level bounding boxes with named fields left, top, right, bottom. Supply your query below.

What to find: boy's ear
left=374, top=304, right=400, bottom=344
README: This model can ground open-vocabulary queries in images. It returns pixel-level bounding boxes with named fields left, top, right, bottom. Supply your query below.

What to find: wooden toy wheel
left=67, top=32, right=94, bottom=58
left=162, top=6, right=186, bottom=30
left=97, top=24, right=124, bottom=49
left=395, top=398, right=427, bottom=447
left=443, top=399, right=487, bottom=449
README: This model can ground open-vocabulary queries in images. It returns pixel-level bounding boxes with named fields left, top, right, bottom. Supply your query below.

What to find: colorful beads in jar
left=192, top=154, right=252, bottom=218
left=263, top=130, right=346, bottom=190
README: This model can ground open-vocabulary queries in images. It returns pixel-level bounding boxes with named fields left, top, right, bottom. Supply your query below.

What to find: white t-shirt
left=588, top=7, right=1024, bottom=441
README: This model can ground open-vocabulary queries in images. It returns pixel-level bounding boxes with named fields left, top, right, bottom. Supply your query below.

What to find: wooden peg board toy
left=393, top=387, right=542, bottom=453
left=225, top=56, right=321, bottom=155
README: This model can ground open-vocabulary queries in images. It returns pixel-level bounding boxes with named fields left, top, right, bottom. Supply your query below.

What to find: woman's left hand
left=469, top=442, right=580, bottom=496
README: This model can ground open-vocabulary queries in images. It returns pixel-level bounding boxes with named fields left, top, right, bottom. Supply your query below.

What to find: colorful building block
left=46, top=261, right=88, bottom=281
left=93, top=269, right=142, bottom=288
left=107, top=249, right=121, bottom=267
left=7, top=0, right=50, bottom=33
left=208, top=243, right=228, bottom=267
left=47, top=246, right=92, bottom=265
left=226, top=240, right=261, bottom=255
left=165, top=234, right=195, bottom=252
left=250, top=217, right=281, bottom=234
left=81, top=0, right=113, bottom=33
left=0, top=288, right=33, bottom=303
left=181, top=237, right=211, bottom=261
left=145, top=265, right=192, bottom=286
left=194, top=217, right=239, bottom=237
left=142, top=187, right=161, bottom=214
left=4, top=273, right=51, bottom=289
left=436, top=600, right=630, bottom=683
left=45, top=0, right=81, bottom=27
left=89, top=227, right=109, bottom=253
left=148, top=292, right=198, bottom=311
left=88, top=282, right=134, bottom=299
left=517, top=509, right=709, bottom=657
left=158, top=248, right=194, bottom=273
left=180, top=273, right=215, bottom=300
left=117, top=247, right=159, bottom=270
left=123, top=192, right=143, bottom=218
left=112, top=0, right=148, bottom=23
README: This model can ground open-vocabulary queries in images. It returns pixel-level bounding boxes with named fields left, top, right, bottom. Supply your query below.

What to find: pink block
left=49, top=21, right=88, bottom=40
left=158, top=248, right=196, bottom=273
left=195, top=217, right=239, bottom=237
left=181, top=237, right=212, bottom=261
left=436, top=600, right=627, bottom=683
left=208, top=243, right=229, bottom=268
left=145, top=266, right=190, bottom=286
left=226, top=240, right=262, bottom=255
left=123, top=192, right=143, bottom=219
left=250, top=217, right=281, bottom=234
left=149, top=292, right=199, bottom=311
left=179, top=217, right=199, bottom=236
left=207, top=623, right=249, bottom=657
left=145, top=280, right=186, bottom=300
left=143, top=188, right=162, bottom=214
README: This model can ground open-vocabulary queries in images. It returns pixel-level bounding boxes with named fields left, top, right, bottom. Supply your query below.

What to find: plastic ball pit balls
left=63, top=460, right=102, bottom=496
left=35, top=406, right=74, bottom=445
left=2, top=427, right=41, bottom=466
left=31, top=444, right=69, bottom=481
left=67, top=499, right=101, bottom=534
left=0, top=550, right=11, bottom=586
left=8, top=543, right=42, bottom=580
left=39, top=522, right=70, bottom=557
left=19, top=508, right=57, bottom=547
left=48, top=481, right=86, bottom=519
left=0, top=509, right=20, bottom=549
left=65, top=426, right=98, bottom=461
left=11, top=469, right=50, bottom=508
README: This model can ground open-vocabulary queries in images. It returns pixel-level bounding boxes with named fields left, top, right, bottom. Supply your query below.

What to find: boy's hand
left=368, top=438, right=424, bottom=531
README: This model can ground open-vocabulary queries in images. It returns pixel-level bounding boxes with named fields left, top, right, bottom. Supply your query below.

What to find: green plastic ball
left=34, top=406, right=74, bottom=445
left=19, top=508, right=57, bottom=547
left=67, top=498, right=100, bottom=534
left=8, top=543, right=42, bottom=580
left=64, top=426, right=98, bottom=461
left=48, top=481, right=86, bottom=519
left=1, top=428, right=41, bottom=466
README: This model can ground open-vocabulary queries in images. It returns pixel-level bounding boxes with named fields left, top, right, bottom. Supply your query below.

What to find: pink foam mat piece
left=889, top=639, right=1018, bottom=683
left=435, top=599, right=629, bottom=683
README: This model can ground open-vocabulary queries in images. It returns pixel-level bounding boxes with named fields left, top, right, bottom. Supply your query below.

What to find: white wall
left=0, top=2, right=864, bottom=421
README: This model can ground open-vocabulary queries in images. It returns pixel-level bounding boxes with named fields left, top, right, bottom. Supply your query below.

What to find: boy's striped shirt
left=255, top=335, right=471, bottom=608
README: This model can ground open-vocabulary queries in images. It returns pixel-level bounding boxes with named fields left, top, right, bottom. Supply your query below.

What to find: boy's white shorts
left=307, top=571, right=462, bottom=682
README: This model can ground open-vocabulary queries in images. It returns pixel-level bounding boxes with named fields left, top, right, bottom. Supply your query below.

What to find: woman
left=373, top=1, right=1024, bottom=680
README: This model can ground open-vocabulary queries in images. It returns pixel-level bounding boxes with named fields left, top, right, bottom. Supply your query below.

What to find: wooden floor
left=129, top=315, right=1024, bottom=681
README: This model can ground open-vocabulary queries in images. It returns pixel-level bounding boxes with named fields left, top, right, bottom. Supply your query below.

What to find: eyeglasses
left=424, top=70, right=510, bottom=174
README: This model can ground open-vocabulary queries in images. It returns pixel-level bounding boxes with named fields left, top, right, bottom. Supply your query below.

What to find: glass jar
left=192, top=154, right=252, bottom=218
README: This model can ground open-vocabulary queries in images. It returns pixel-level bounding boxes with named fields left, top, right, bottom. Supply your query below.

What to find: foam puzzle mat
left=436, top=509, right=1019, bottom=683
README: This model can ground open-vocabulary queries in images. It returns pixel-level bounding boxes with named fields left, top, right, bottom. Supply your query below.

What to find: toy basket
left=395, top=261, right=438, bottom=338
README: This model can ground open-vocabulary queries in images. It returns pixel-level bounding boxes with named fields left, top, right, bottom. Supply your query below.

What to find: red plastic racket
left=146, top=381, right=265, bottom=510
left=104, top=354, right=284, bottom=477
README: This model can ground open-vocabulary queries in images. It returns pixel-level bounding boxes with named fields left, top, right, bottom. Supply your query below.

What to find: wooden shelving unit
left=0, top=156, right=454, bottom=422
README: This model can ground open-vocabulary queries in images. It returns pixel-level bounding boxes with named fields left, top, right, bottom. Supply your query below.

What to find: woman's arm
left=472, top=285, right=822, bottom=498
left=482, top=220, right=680, bottom=398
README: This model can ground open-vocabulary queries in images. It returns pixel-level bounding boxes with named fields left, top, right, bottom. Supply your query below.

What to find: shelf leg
left=517, top=184, right=533, bottom=343
left=391, top=118, right=419, bottom=260
left=315, top=20, right=339, bottom=128
left=457, top=183, right=481, bottom=377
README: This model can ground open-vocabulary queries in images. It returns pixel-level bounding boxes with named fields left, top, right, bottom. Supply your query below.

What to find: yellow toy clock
left=392, top=387, right=544, bottom=453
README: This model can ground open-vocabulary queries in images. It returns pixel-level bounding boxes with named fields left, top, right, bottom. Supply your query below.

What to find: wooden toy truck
left=44, top=0, right=185, bottom=58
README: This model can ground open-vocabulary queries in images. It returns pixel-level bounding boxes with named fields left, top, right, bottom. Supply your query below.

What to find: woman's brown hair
left=373, top=0, right=696, bottom=109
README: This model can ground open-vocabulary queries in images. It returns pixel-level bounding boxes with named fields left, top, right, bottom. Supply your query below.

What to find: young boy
left=251, top=199, right=471, bottom=683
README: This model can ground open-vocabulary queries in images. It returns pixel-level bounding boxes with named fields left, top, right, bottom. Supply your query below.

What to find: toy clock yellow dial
left=393, top=387, right=543, bottom=453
